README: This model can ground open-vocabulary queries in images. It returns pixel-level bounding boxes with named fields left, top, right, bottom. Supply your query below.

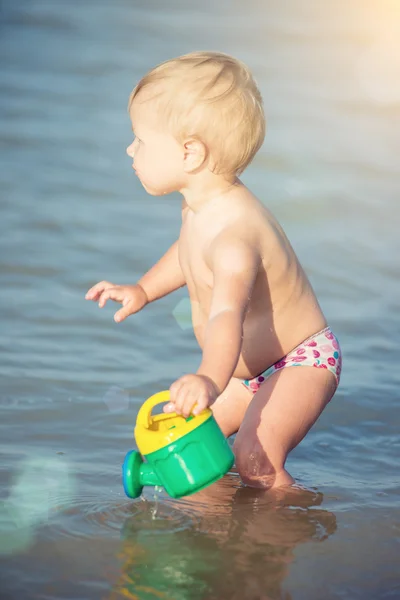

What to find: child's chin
left=141, top=182, right=172, bottom=196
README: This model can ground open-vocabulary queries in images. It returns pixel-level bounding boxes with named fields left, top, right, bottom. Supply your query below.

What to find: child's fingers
left=170, top=384, right=187, bottom=415
left=114, top=302, right=135, bottom=323
left=85, top=280, right=114, bottom=300
left=85, top=280, right=112, bottom=299
left=169, top=379, right=185, bottom=407
left=181, top=394, right=197, bottom=418
left=98, top=288, right=124, bottom=308
left=192, top=396, right=207, bottom=415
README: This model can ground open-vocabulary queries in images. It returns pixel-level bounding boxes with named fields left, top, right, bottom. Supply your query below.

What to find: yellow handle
left=136, top=390, right=171, bottom=429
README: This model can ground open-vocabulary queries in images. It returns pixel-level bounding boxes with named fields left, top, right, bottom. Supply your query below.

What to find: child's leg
left=211, top=376, right=251, bottom=437
left=233, top=366, right=338, bottom=490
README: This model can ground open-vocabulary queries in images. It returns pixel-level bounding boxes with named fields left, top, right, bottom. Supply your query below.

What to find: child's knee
left=233, top=435, right=279, bottom=489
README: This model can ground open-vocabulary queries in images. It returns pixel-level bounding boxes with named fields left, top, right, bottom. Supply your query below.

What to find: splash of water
left=150, top=485, right=164, bottom=520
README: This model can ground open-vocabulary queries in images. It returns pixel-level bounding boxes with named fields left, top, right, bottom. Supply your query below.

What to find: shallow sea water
left=0, top=1, right=399, bottom=599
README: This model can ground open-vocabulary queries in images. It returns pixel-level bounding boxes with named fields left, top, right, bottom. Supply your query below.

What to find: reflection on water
left=111, top=474, right=337, bottom=600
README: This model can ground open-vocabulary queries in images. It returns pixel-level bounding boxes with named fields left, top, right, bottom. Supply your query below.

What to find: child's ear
left=182, top=138, right=207, bottom=173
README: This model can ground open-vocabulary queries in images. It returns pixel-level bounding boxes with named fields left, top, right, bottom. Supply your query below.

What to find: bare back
left=178, top=182, right=327, bottom=379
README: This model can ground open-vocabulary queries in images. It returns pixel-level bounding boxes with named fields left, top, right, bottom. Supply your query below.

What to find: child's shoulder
left=204, top=199, right=266, bottom=271
left=205, top=186, right=286, bottom=266
left=217, top=186, right=273, bottom=236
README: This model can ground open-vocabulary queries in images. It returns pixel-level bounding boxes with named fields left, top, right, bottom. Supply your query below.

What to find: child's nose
left=126, top=142, right=135, bottom=158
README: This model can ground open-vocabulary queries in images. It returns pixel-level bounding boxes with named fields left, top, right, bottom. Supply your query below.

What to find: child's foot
left=272, top=469, right=295, bottom=489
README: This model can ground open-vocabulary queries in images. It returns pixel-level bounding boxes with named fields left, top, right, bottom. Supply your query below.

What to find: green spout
left=122, top=451, right=161, bottom=498
left=139, top=462, right=160, bottom=487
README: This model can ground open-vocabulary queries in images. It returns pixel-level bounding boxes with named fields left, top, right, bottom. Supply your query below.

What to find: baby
left=86, top=51, right=342, bottom=490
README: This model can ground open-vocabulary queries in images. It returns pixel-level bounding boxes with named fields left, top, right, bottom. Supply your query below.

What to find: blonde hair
left=128, top=51, right=266, bottom=175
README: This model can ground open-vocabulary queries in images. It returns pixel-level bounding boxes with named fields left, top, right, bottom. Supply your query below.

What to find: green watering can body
left=122, top=390, right=234, bottom=499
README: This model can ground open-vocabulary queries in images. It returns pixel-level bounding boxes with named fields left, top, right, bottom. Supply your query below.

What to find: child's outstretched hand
left=163, top=374, right=220, bottom=418
left=85, top=281, right=148, bottom=323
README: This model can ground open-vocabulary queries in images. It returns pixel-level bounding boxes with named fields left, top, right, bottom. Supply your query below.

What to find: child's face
left=126, top=99, right=185, bottom=196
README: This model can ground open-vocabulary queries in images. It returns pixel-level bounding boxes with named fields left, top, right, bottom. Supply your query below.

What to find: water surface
left=1, top=1, right=399, bottom=598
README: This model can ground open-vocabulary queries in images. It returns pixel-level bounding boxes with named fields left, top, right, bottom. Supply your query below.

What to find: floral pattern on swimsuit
left=242, top=326, right=342, bottom=394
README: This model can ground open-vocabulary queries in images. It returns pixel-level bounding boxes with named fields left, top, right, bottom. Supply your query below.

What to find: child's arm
left=132, top=198, right=188, bottom=301
left=196, top=236, right=261, bottom=392
left=85, top=239, right=186, bottom=322
left=166, top=234, right=261, bottom=416
left=137, top=239, right=186, bottom=303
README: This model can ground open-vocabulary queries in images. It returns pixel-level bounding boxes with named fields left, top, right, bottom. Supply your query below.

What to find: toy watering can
left=122, top=390, right=235, bottom=499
